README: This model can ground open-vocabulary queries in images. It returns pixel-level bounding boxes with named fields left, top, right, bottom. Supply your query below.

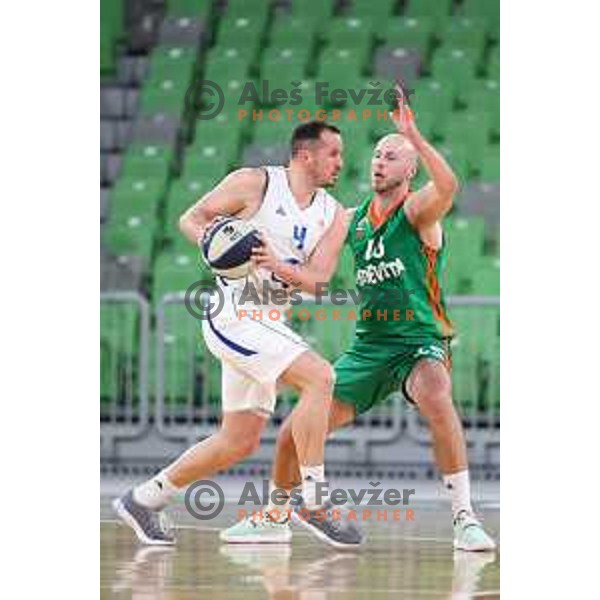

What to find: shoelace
left=454, top=510, right=481, bottom=530
left=156, top=511, right=174, bottom=537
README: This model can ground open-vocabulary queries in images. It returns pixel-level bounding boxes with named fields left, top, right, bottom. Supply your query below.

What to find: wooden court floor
left=101, top=497, right=499, bottom=599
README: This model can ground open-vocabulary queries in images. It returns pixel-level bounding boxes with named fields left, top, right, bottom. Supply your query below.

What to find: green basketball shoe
left=220, top=511, right=292, bottom=544
left=453, top=511, right=497, bottom=552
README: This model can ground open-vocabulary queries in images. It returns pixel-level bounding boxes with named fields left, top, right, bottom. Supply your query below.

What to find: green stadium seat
left=110, top=176, right=166, bottom=219
left=430, top=48, right=479, bottom=103
left=404, top=0, right=453, bottom=28
left=440, top=17, right=487, bottom=58
left=445, top=216, right=486, bottom=255
left=326, top=17, right=374, bottom=48
left=326, top=35, right=372, bottom=73
left=464, top=79, right=499, bottom=134
left=167, top=0, right=212, bottom=18
left=411, top=79, right=454, bottom=137
left=270, top=15, right=320, bottom=48
left=100, top=39, right=115, bottom=75
left=344, top=130, right=373, bottom=177
left=261, top=47, right=311, bottom=95
left=251, top=118, right=294, bottom=146
left=183, top=143, right=235, bottom=180
left=487, top=45, right=500, bottom=79
left=460, top=0, right=500, bottom=40
left=204, top=48, right=250, bottom=82
left=444, top=217, right=486, bottom=291
left=154, top=251, right=208, bottom=300
left=379, top=17, right=434, bottom=56
left=226, top=0, right=270, bottom=20
left=139, top=83, right=186, bottom=117
left=437, top=143, right=469, bottom=183
left=435, top=43, right=482, bottom=68
left=149, top=45, right=198, bottom=80
left=441, top=112, right=492, bottom=163
left=217, top=14, right=267, bottom=52
left=316, top=60, right=365, bottom=107
left=193, top=112, right=245, bottom=154
left=290, top=0, right=334, bottom=24
left=104, top=219, right=155, bottom=260
left=471, top=256, right=500, bottom=296
left=101, top=0, right=124, bottom=74
left=119, top=144, right=174, bottom=180
left=165, top=176, right=213, bottom=239
left=350, top=0, right=396, bottom=19
left=477, top=146, right=500, bottom=182
left=281, top=79, right=326, bottom=115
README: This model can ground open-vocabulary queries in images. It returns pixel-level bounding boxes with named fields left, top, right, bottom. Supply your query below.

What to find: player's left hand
left=251, top=236, right=280, bottom=273
left=392, top=82, right=419, bottom=141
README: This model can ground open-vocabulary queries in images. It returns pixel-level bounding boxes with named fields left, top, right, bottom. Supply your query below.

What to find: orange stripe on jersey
left=368, top=191, right=409, bottom=229
left=422, top=244, right=454, bottom=338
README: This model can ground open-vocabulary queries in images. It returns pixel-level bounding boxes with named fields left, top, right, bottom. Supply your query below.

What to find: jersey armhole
left=244, top=167, right=270, bottom=221
left=400, top=205, right=444, bottom=252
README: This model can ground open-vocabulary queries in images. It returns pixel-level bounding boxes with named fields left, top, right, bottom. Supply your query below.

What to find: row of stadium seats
left=101, top=301, right=500, bottom=416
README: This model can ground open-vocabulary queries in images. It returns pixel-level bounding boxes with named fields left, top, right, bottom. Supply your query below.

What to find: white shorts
left=201, top=305, right=309, bottom=415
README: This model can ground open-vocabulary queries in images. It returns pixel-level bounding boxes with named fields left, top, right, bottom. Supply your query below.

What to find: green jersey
left=348, top=197, right=454, bottom=340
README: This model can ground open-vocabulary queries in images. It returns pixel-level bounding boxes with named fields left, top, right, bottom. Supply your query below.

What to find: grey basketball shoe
left=291, top=499, right=364, bottom=549
left=113, top=490, right=175, bottom=546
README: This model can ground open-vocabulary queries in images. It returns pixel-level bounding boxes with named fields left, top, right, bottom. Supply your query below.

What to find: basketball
left=201, top=217, right=263, bottom=279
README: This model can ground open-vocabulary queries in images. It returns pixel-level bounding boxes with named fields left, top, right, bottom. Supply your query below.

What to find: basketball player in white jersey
left=114, top=121, right=362, bottom=548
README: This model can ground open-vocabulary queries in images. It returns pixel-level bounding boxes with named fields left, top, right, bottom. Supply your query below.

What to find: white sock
left=443, top=470, right=473, bottom=519
left=300, top=464, right=326, bottom=509
left=133, top=472, right=180, bottom=510
left=267, top=481, right=292, bottom=521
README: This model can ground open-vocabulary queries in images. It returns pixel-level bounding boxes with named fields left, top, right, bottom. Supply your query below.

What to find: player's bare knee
left=231, top=435, right=261, bottom=459
left=417, top=388, right=453, bottom=423
left=221, top=425, right=261, bottom=459
left=310, top=361, right=335, bottom=393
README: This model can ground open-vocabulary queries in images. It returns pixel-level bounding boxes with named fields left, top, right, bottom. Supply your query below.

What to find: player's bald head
left=375, top=133, right=417, bottom=160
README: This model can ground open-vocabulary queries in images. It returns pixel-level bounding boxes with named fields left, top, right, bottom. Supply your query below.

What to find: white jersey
left=204, top=166, right=340, bottom=415
left=222, top=166, right=339, bottom=310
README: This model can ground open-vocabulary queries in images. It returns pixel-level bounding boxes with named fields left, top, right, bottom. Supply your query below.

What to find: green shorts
left=333, top=335, right=452, bottom=415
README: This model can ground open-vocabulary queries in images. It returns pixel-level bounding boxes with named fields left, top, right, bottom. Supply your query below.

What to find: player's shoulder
left=225, top=166, right=268, bottom=187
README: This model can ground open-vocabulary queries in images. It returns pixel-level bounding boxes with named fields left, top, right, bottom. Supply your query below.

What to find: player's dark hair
left=290, top=121, right=341, bottom=157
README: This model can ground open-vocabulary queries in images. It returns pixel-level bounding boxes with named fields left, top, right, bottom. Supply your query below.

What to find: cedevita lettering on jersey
left=349, top=198, right=454, bottom=340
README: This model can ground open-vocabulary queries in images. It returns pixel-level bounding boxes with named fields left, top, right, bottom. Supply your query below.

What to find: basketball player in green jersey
left=222, top=89, right=496, bottom=551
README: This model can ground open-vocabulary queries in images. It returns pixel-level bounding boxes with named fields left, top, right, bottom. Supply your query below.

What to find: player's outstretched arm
left=251, top=204, right=350, bottom=295
left=179, top=168, right=266, bottom=245
left=393, top=86, right=458, bottom=229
